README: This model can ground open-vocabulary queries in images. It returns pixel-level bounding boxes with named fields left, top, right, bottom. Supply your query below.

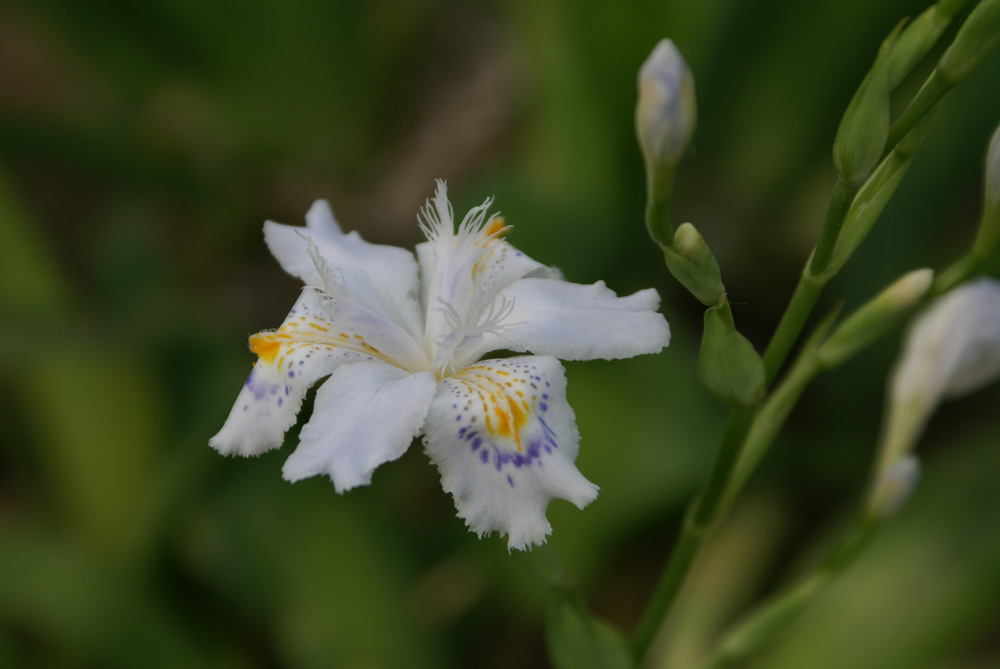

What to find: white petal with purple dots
left=422, top=355, right=598, bottom=550
left=210, top=287, right=373, bottom=456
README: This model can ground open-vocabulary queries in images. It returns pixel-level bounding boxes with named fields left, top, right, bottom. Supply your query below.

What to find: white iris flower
left=211, top=181, right=671, bottom=549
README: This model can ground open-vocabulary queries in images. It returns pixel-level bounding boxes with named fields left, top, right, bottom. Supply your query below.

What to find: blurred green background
left=1, top=0, right=999, bottom=667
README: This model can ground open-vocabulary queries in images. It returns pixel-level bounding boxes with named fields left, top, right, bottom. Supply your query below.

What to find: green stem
left=701, top=519, right=877, bottom=669
left=725, top=351, right=822, bottom=509
left=810, top=179, right=861, bottom=276
left=885, top=69, right=953, bottom=151
left=932, top=253, right=982, bottom=295
left=646, top=195, right=673, bottom=247
left=762, top=179, right=858, bottom=386
left=761, top=270, right=825, bottom=386
left=632, top=408, right=754, bottom=663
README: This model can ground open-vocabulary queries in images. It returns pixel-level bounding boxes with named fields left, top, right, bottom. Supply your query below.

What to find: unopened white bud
left=636, top=39, right=697, bottom=179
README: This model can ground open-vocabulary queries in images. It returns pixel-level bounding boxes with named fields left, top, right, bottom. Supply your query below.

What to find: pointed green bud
left=698, top=300, right=766, bottom=408
left=937, top=0, right=1000, bottom=85
left=636, top=39, right=697, bottom=202
left=833, top=23, right=901, bottom=185
left=662, top=222, right=725, bottom=305
left=817, top=269, right=933, bottom=369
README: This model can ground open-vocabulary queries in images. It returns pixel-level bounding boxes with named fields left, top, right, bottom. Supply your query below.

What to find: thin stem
left=810, top=179, right=860, bottom=276
left=632, top=408, right=754, bottom=663
left=932, top=253, right=982, bottom=295
left=700, top=519, right=877, bottom=669
left=645, top=186, right=673, bottom=247
left=885, top=69, right=953, bottom=152
left=761, top=270, right=825, bottom=385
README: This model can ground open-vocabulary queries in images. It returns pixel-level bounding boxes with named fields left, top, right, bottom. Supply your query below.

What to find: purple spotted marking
left=244, top=371, right=277, bottom=400
left=471, top=437, right=482, bottom=451
left=507, top=475, right=514, bottom=487
left=480, top=449, right=489, bottom=463
left=278, top=397, right=283, bottom=406
left=242, top=404, right=248, bottom=412
left=540, top=403, right=548, bottom=412
left=459, top=427, right=467, bottom=436
left=288, top=370, right=295, bottom=378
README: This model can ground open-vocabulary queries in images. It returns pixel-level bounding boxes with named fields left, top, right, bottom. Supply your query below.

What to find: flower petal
left=466, top=278, right=670, bottom=362
left=210, top=288, right=370, bottom=456
left=414, top=181, right=559, bottom=373
left=422, top=355, right=598, bottom=550
left=282, top=362, right=437, bottom=492
left=264, top=200, right=424, bottom=343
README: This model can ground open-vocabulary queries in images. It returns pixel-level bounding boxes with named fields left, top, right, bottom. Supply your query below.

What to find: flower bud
left=833, top=23, right=900, bottom=185
left=636, top=39, right=697, bottom=200
left=937, top=0, right=1000, bottom=85
left=662, top=222, right=725, bottom=306
left=885, top=6, right=952, bottom=89
left=817, top=269, right=933, bottom=369
left=879, top=278, right=1000, bottom=470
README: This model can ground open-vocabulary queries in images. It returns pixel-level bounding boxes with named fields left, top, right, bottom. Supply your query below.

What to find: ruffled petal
left=422, top=355, right=598, bottom=550
left=210, top=288, right=372, bottom=456
left=282, top=362, right=437, bottom=492
left=264, top=200, right=424, bottom=344
left=464, top=278, right=670, bottom=363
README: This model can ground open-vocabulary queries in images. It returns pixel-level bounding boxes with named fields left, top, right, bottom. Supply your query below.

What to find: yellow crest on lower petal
left=454, top=364, right=535, bottom=452
left=249, top=333, right=281, bottom=364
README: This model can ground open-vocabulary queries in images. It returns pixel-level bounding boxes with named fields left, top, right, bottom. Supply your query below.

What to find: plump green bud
left=937, top=0, right=1000, bottom=84
left=636, top=39, right=697, bottom=201
left=698, top=300, right=766, bottom=408
left=817, top=269, right=933, bottom=369
left=833, top=23, right=901, bottom=185
left=662, top=222, right=725, bottom=305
